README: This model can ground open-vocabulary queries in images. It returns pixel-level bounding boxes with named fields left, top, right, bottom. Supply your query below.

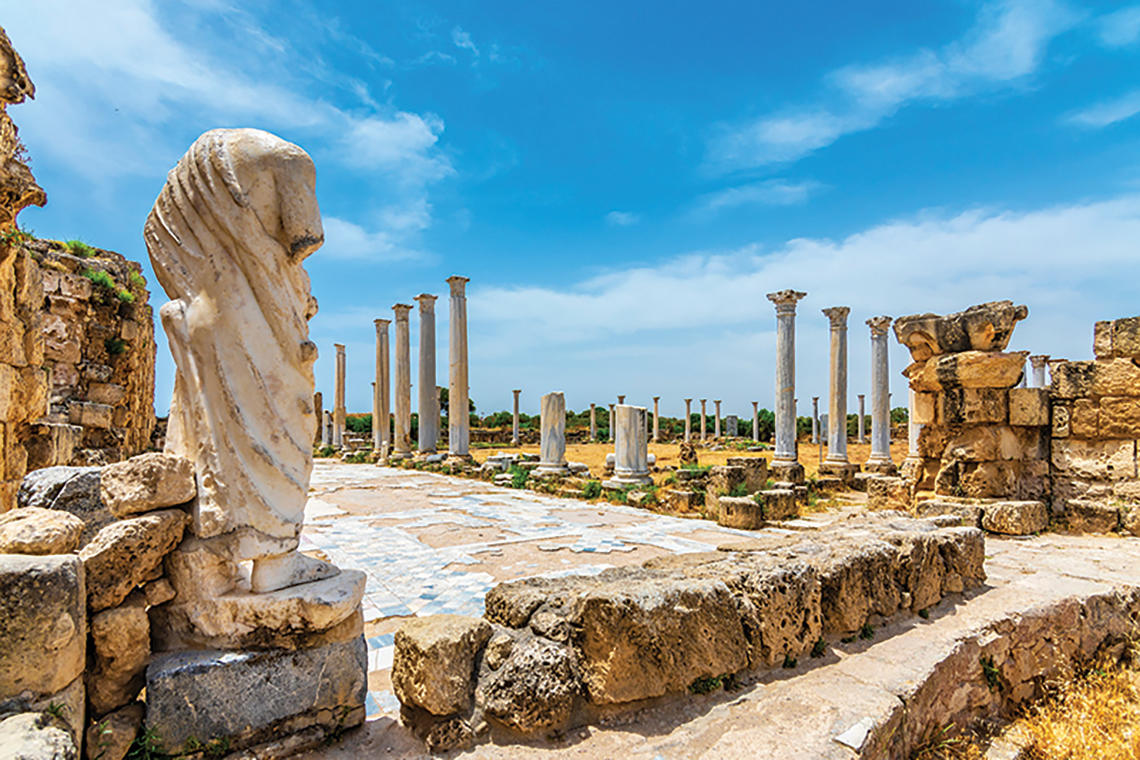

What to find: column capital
left=512, top=388, right=522, bottom=395
left=446, top=275, right=470, bottom=296
left=858, top=393, right=865, bottom=400
left=392, top=303, right=413, bottom=319
left=414, top=293, right=437, bottom=309
left=374, top=318, right=391, bottom=328
left=334, top=343, right=345, bottom=353
left=822, top=306, right=850, bottom=327
left=752, top=401, right=758, bottom=409
left=812, top=396, right=819, bottom=404
left=699, top=398, right=707, bottom=403
left=766, top=289, right=807, bottom=314
left=866, top=315, right=893, bottom=336
left=683, top=398, right=692, bottom=404
left=1028, top=354, right=1050, bottom=367
left=652, top=396, right=660, bottom=402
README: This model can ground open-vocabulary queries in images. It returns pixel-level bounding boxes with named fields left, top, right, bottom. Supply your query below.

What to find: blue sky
left=5, top=0, right=1140, bottom=419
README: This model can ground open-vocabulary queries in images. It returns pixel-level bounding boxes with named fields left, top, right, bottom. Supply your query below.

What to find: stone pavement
left=300, top=462, right=1140, bottom=759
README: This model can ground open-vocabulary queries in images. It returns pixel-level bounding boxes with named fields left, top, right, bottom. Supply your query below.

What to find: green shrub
left=83, top=268, right=115, bottom=291
left=688, top=675, right=722, bottom=694
left=116, top=288, right=135, bottom=303
left=66, top=239, right=95, bottom=258
left=582, top=480, right=602, bottom=499
left=728, top=483, right=748, bottom=497
left=104, top=337, right=128, bottom=356
left=508, top=465, right=529, bottom=489
left=128, top=270, right=146, bottom=288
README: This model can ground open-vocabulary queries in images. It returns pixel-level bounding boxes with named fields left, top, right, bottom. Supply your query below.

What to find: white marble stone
left=867, top=316, right=894, bottom=467
left=447, top=276, right=471, bottom=459
left=683, top=398, right=692, bottom=443
left=767, top=289, right=806, bottom=464
left=700, top=399, right=707, bottom=442
left=415, top=294, right=438, bottom=455
left=535, top=392, right=569, bottom=476
left=604, top=405, right=652, bottom=488
left=822, top=306, right=850, bottom=464
left=373, top=319, right=390, bottom=456
left=589, top=402, right=597, bottom=441
left=333, top=344, right=346, bottom=448
left=392, top=304, right=413, bottom=459
left=752, top=401, right=759, bottom=442
left=652, top=396, right=660, bottom=442
left=714, top=400, right=722, bottom=438
left=857, top=393, right=866, bottom=444
left=511, top=389, right=521, bottom=446
left=811, top=396, right=820, bottom=444
left=608, top=404, right=615, bottom=443
left=1029, top=354, right=1049, bottom=388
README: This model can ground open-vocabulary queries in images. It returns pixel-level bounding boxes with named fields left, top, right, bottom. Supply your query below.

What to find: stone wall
left=895, top=301, right=1050, bottom=503
left=27, top=239, right=155, bottom=470
left=0, top=27, right=47, bottom=512
left=1048, top=316, right=1140, bottom=533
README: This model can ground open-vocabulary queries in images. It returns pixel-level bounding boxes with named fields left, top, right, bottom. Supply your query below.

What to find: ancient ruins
left=0, top=19, right=1139, bottom=760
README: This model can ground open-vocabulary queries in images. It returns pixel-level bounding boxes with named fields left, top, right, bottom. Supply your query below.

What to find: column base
left=390, top=450, right=413, bottom=461
left=863, top=459, right=897, bottom=476
left=413, top=451, right=444, bottom=463
left=602, top=474, right=653, bottom=489
left=818, top=461, right=859, bottom=484
left=769, top=461, right=805, bottom=485
left=533, top=464, right=570, bottom=478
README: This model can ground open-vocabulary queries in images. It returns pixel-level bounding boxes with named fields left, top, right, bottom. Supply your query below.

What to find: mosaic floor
left=299, top=460, right=767, bottom=718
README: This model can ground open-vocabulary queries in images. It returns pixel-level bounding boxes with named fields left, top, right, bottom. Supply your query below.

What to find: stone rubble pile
left=392, top=513, right=985, bottom=751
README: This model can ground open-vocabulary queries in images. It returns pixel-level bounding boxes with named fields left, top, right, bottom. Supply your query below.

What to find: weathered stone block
left=915, top=499, right=982, bottom=527
left=145, top=636, right=367, bottom=754
left=769, top=460, right=805, bottom=485
left=0, top=554, right=85, bottom=699
left=725, top=456, right=768, bottom=492
left=86, top=703, right=143, bottom=760
left=1094, top=320, right=1113, bottom=359
left=732, top=561, right=821, bottom=668
left=1065, top=499, right=1121, bottom=534
left=938, top=388, right=1008, bottom=425
left=1108, top=316, right=1140, bottom=359
left=893, top=301, right=1027, bottom=361
left=705, top=465, right=745, bottom=511
left=1009, top=387, right=1049, bottom=427
left=980, top=501, right=1048, bottom=535
left=80, top=509, right=186, bottom=611
left=1051, top=439, right=1137, bottom=481
left=17, top=466, right=112, bottom=547
left=1049, top=360, right=1095, bottom=399
left=86, top=382, right=125, bottom=406
left=1122, top=506, right=1140, bottom=536
left=100, top=453, right=195, bottom=518
left=664, top=489, right=702, bottom=512
left=905, top=351, right=1027, bottom=392
left=758, top=488, right=797, bottom=520
left=88, top=602, right=149, bottom=715
left=392, top=615, right=491, bottom=716
left=867, top=476, right=910, bottom=510
left=813, top=539, right=899, bottom=634
left=717, top=496, right=765, bottom=529
left=1098, top=396, right=1140, bottom=438
left=1071, top=398, right=1098, bottom=438
left=1091, top=358, right=1140, bottom=397
left=478, top=638, right=577, bottom=733
left=1052, top=402, right=1071, bottom=438
left=69, top=402, right=112, bottom=430
left=0, top=506, right=83, bottom=554
left=0, top=712, right=77, bottom=760
left=912, top=392, right=937, bottom=425
left=573, top=575, right=748, bottom=704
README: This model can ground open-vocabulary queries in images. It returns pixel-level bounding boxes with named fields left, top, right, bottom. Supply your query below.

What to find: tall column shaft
left=589, top=403, right=596, bottom=441
left=768, top=290, right=806, bottom=463
left=447, top=276, right=471, bottom=458
left=333, top=344, right=346, bottom=448
left=823, top=306, right=850, bottom=464
left=321, top=410, right=331, bottom=447
left=536, top=391, right=568, bottom=475
left=604, top=405, right=651, bottom=487
left=811, top=397, right=820, bottom=444
left=714, top=400, right=722, bottom=438
left=700, top=399, right=707, bottom=442
left=1029, top=355, right=1049, bottom=388
left=867, top=316, right=893, bottom=465
left=415, top=294, right=438, bottom=455
left=857, top=394, right=865, bottom=444
left=752, top=401, right=759, bottom=442
left=907, top=387, right=922, bottom=460
left=608, top=404, right=615, bottom=443
left=511, top=389, right=521, bottom=446
left=313, top=392, right=323, bottom=446
left=374, top=319, right=391, bottom=454
left=684, top=399, right=692, bottom=442
left=393, top=304, right=413, bottom=458
left=652, top=397, right=660, bottom=442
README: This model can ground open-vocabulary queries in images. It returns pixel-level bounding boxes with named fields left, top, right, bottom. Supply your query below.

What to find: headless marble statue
left=145, top=128, right=336, bottom=593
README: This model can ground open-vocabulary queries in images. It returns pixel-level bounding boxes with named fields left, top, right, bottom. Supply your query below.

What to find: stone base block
left=867, top=476, right=912, bottom=511
left=980, top=501, right=1048, bottom=536
left=1065, top=499, right=1121, bottom=534
left=602, top=474, right=652, bottom=490
left=717, top=496, right=765, bottom=529
left=532, top=465, right=570, bottom=478
left=769, top=461, right=805, bottom=485
left=664, top=490, right=702, bottom=513
left=915, top=499, right=983, bottom=528
left=862, top=460, right=898, bottom=476
left=758, top=488, right=798, bottom=520
left=851, top=472, right=876, bottom=492
left=145, top=635, right=367, bottom=756
left=818, top=461, right=859, bottom=485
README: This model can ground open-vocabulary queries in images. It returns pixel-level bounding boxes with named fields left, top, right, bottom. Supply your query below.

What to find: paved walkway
left=299, top=462, right=1140, bottom=759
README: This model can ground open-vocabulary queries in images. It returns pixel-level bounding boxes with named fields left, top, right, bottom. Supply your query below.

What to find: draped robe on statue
left=144, top=128, right=323, bottom=562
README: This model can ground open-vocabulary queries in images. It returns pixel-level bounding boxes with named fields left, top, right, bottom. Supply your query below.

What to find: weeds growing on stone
left=126, top=727, right=169, bottom=760
left=508, top=465, right=529, bottom=489
left=981, top=655, right=1002, bottom=692
left=859, top=622, right=875, bottom=640
left=582, top=480, right=602, bottom=499
left=83, top=267, right=116, bottom=291
left=105, top=337, right=128, bottom=356
left=688, top=675, right=722, bottom=695
left=782, top=654, right=797, bottom=669
left=66, top=239, right=95, bottom=257
left=810, top=638, right=826, bottom=658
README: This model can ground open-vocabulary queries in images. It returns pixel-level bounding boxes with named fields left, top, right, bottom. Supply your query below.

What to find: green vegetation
left=44, top=702, right=66, bottom=719
left=728, top=483, right=749, bottom=497
left=859, top=622, right=875, bottom=640
left=810, top=637, right=827, bottom=658
left=345, top=414, right=372, bottom=434
left=782, top=654, right=798, bottom=669
left=582, top=480, right=602, bottom=499
left=116, top=288, right=136, bottom=303
left=508, top=464, right=529, bottom=489
left=343, top=451, right=370, bottom=464
left=0, top=225, right=32, bottom=245
left=126, top=727, right=169, bottom=759
left=689, top=675, right=723, bottom=694
left=66, top=239, right=95, bottom=258
left=128, top=270, right=146, bottom=289
left=105, top=337, right=128, bottom=356
left=83, top=267, right=116, bottom=291
left=981, top=655, right=1002, bottom=692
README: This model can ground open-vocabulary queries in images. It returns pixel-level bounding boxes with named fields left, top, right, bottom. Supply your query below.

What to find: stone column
left=617, top=395, right=625, bottom=404
left=535, top=391, right=569, bottom=476
left=313, top=392, right=323, bottom=446
left=603, top=405, right=652, bottom=487
left=811, top=397, right=819, bottom=444
left=699, top=399, right=707, bottom=442
left=767, top=289, right=807, bottom=482
left=392, top=303, right=413, bottom=459
left=321, top=410, right=332, bottom=447
left=589, top=403, right=597, bottom=441
left=374, top=318, right=391, bottom=456
left=866, top=316, right=894, bottom=473
left=608, top=404, right=615, bottom=443
left=652, top=396, right=660, bottom=442
left=857, top=393, right=866, bottom=444
left=907, top=387, right=922, bottom=461
left=714, top=400, right=722, bottom=438
left=447, top=276, right=471, bottom=460
left=684, top=399, right=692, bottom=442
left=333, top=343, right=346, bottom=448
left=752, top=401, right=759, bottom=442
left=511, top=389, right=522, bottom=446
left=1029, top=354, right=1049, bottom=388
left=820, top=306, right=854, bottom=478
left=414, top=294, right=438, bottom=456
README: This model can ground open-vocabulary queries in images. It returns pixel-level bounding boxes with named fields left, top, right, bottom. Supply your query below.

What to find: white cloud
left=1065, top=90, right=1140, bottom=128
left=466, top=195, right=1140, bottom=415
left=691, top=180, right=820, bottom=218
left=451, top=27, right=480, bottom=56
left=708, top=0, right=1079, bottom=170
left=605, top=211, right=640, bottom=226
left=1098, top=5, right=1140, bottom=48
left=319, top=217, right=426, bottom=262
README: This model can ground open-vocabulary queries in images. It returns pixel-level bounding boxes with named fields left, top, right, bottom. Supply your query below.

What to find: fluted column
left=333, top=344, right=346, bottom=448
left=374, top=319, right=390, bottom=455
left=652, top=396, right=660, bottom=442
left=714, top=400, right=722, bottom=438
left=811, top=397, right=819, bottom=444
left=822, top=306, right=850, bottom=465
left=608, top=404, right=615, bottom=443
left=699, top=399, right=707, bottom=442
left=392, top=304, right=413, bottom=458
left=1029, top=354, right=1049, bottom=388
left=683, top=399, right=692, bottom=442
left=866, top=316, right=894, bottom=471
left=752, top=401, right=759, bottom=442
left=589, top=403, right=597, bottom=441
left=857, top=394, right=866, bottom=444
left=321, top=409, right=332, bottom=447
left=604, top=405, right=652, bottom=487
left=535, top=391, right=569, bottom=476
left=414, top=294, right=438, bottom=456
left=447, top=276, right=471, bottom=459
left=511, top=389, right=521, bottom=446
left=767, top=289, right=807, bottom=477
